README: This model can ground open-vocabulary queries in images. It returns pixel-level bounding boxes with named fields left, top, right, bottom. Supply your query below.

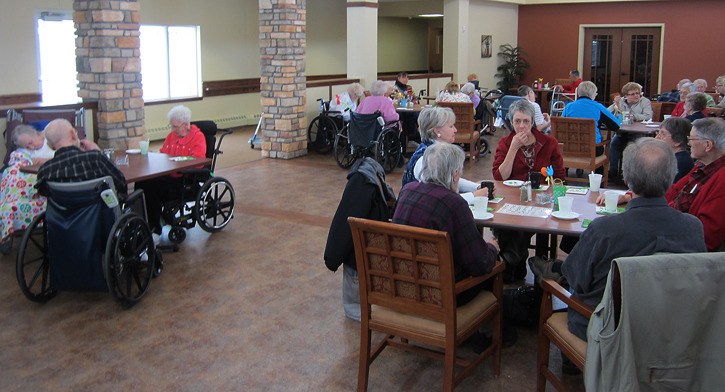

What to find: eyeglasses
left=655, top=129, right=670, bottom=137
left=626, top=91, right=641, bottom=96
left=687, top=136, right=710, bottom=143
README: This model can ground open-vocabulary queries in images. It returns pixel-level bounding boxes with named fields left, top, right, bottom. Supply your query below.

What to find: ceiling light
left=418, top=14, right=443, bottom=18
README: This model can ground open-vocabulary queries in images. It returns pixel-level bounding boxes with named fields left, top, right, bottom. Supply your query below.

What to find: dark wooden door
left=427, top=27, right=443, bottom=73
left=583, top=27, right=661, bottom=104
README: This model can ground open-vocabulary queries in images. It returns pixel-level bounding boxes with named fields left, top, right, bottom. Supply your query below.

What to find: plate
left=551, top=211, right=580, bottom=220
left=503, top=180, right=524, bottom=187
left=473, top=212, right=494, bottom=221
left=126, top=149, right=141, bottom=154
left=645, top=124, right=659, bottom=128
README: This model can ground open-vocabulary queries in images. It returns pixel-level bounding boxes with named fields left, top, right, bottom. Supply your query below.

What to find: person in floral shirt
left=1, top=125, right=55, bottom=251
left=435, top=81, right=472, bottom=103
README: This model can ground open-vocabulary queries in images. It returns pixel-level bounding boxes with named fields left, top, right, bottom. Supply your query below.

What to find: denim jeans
left=342, top=264, right=361, bottom=322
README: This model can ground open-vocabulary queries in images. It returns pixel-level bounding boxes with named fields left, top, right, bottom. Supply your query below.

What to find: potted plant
left=495, top=44, right=530, bottom=94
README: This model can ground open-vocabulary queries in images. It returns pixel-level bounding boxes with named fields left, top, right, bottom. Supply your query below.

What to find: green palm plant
left=495, top=44, right=530, bottom=93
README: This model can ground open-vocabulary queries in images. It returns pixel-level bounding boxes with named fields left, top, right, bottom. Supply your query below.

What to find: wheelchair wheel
left=195, top=177, right=235, bottom=233
left=168, top=227, right=186, bottom=244
left=16, top=212, right=57, bottom=303
left=479, top=138, right=490, bottom=157
left=375, top=128, right=402, bottom=173
left=103, top=213, right=154, bottom=308
left=307, top=115, right=337, bottom=154
left=333, top=126, right=356, bottom=169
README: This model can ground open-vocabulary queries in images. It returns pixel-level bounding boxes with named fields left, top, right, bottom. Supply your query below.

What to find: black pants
left=136, top=176, right=184, bottom=234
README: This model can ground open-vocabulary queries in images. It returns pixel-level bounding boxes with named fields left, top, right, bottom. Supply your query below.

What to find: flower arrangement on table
left=540, top=165, right=554, bottom=187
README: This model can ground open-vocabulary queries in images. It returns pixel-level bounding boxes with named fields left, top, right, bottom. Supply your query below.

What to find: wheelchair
left=332, top=111, right=402, bottom=173
left=16, top=176, right=158, bottom=308
left=161, top=120, right=236, bottom=244
left=307, top=98, right=343, bottom=154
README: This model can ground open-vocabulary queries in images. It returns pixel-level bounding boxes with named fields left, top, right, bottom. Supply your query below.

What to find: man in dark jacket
left=324, top=158, right=396, bottom=321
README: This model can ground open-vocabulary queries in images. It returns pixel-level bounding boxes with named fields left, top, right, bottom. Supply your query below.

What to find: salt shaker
left=525, top=181, right=533, bottom=201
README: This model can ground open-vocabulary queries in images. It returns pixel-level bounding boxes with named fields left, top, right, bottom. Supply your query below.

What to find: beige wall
left=467, top=0, right=519, bottom=91
left=378, top=17, right=429, bottom=73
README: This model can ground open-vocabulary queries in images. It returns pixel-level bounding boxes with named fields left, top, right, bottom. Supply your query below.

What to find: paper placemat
left=496, top=203, right=552, bottom=218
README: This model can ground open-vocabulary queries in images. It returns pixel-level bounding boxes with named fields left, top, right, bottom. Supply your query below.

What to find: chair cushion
left=563, top=154, right=608, bottom=169
left=545, top=312, right=587, bottom=363
left=371, top=290, right=496, bottom=340
left=454, top=131, right=480, bottom=144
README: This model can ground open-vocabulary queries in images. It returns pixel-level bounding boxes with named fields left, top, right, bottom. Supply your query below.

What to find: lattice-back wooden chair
left=550, top=117, right=610, bottom=187
left=349, top=217, right=504, bottom=392
left=436, top=101, right=480, bottom=164
left=705, top=107, right=724, bottom=117
left=536, top=278, right=593, bottom=392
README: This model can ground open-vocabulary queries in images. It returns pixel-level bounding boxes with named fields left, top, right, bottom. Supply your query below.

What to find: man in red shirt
left=558, top=69, right=583, bottom=94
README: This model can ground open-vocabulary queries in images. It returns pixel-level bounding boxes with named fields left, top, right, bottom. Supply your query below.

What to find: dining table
left=616, top=121, right=660, bottom=137
left=21, top=151, right=212, bottom=183
left=395, top=103, right=426, bottom=113
left=473, top=180, right=625, bottom=257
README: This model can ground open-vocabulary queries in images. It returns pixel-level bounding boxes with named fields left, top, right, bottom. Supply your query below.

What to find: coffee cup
left=558, top=196, right=573, bottom=213
left=528, top=171, right=542, bottom=189
left=139, top=140, right=149, bottom=155
left=480, top=181, right=494, bottom=199
left=473, top=196, right=489, bottom=218
left=588, top=173, right=602, bottom=192
left=604, top=191, right=619, bottom=213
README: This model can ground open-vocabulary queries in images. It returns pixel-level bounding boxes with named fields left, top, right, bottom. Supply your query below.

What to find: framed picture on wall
left=481, top=35, right=492, bottom=58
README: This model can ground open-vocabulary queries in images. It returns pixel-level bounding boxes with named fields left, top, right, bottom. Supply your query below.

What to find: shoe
left=469, top=331, right=492, bottom=354
left=152, top=233, right=161, bottom=246
left=561, top=354, right=582, bottom=375
left=527, top=256, right=562, bottom=282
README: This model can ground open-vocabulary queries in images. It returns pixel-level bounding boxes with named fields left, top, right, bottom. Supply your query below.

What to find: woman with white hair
left=136, top=105, right=207, bottom=240
left=402, top=106, right=488, bottom=203
left=670, top=82, right=693, bottom=118
left=394, top=142, right=498, bottom=305
left=356, top=80, right=399, bottom=123
left=329, top=82, right=364, bottom=122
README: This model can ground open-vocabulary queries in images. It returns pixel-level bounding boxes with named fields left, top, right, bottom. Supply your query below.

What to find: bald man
left=36, top=119, right=127, bottom=196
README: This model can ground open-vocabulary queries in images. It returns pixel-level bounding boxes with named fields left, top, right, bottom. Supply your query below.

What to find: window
left=140, top=25, right=202, bottom=101
left=37, top=16, right=79, bottom=103
left=36, top=14, right=201, bottom=103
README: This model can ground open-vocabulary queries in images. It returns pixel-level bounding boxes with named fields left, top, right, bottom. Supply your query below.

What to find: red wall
left=518, top=0, right=725, bottom=94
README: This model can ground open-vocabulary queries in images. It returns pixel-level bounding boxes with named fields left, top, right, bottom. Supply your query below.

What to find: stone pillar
left=259, top=0, right=307, bottom=159
left=347, top=1, right=378, bottom=87
left=74, top=0, right=145, bottom=149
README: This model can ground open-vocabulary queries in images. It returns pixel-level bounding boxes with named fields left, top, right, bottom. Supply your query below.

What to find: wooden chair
left=705, top=107, right=724, bottom=117
left=550, top=117, right=610, bottom=187
left=536, top=278, right=593, bottom=392
left=349, top=217, right=504, bottom=392
left=436, top=101, right=480, bottom=164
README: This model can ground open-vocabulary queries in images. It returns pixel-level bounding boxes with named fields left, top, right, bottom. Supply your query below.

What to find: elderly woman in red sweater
left=137, top=105, right=207, bottom=241
left=492, top=99, right=565, bottom=281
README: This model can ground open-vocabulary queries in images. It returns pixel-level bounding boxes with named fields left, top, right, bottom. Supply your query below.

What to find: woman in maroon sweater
left=492, top=99, right=565, bottom=282
left=493, top=99, right=565, bottom=181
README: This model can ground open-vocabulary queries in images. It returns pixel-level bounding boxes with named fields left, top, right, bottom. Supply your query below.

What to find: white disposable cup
left=139, top=140, right=149, bottom=155
left=604, top=191, right=619, bottom=213
left=473, top=196, right=489, bottom=218
left=558, top=196, right=573, bottom=213
left=589, top=173, right=602, bottom=192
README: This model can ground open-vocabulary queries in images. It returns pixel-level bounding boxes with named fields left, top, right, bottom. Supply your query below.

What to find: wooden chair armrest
left=595, top=138, right=611, bottom=148
left=455, top=261, right=504, bottom=294
left=541, top=278, right=593, bottom=319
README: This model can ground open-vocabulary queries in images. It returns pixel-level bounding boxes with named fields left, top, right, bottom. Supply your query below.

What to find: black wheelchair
left=161, top=120, right=235, bottom=244
left=307, top=98, right=343, bottom=154
left=332, top=111, right=402, bottom=173
left=16, top=176, right=158, bottom=308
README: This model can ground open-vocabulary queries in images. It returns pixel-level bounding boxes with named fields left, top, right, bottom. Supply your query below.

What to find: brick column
left=74, top=0, right=145, bottom=149
left=259, top=0, right=307, bottom=159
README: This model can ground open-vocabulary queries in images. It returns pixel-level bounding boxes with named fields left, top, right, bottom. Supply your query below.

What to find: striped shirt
left=36, top=146, right=127, bottom=196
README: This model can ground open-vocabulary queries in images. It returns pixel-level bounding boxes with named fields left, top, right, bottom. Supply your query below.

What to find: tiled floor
left=0, top=129, right=585, bottom=391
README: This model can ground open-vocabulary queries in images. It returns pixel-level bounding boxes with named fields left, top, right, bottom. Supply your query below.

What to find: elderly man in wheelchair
left=17, top=119, right=160, bottom=308
left=136, top=105, right=235, bottom=245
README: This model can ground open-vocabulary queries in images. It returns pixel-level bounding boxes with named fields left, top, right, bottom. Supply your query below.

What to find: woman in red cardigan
left=492, top=99, right=565, bottom=282
left=493, top=100, right=565, bottom=182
